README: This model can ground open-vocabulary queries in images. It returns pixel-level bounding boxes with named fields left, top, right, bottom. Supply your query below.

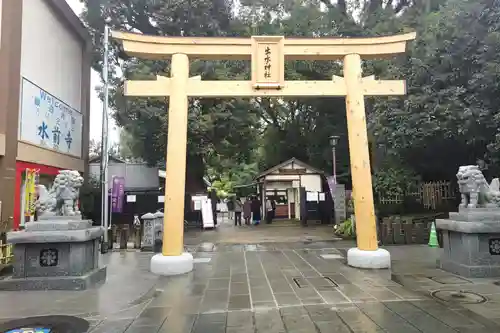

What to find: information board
left=201, top=199, right=215, bottom=229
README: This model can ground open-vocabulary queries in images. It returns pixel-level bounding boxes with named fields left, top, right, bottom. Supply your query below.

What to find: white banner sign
left=19, top=78, right=83, bottom=157
left=201, top=199, right=215, bottom=229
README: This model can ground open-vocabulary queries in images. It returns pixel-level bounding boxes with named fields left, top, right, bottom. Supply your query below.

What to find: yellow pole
left=162, top=53, right=189, bottom=256
left=343, top=53, right=378, bottom=251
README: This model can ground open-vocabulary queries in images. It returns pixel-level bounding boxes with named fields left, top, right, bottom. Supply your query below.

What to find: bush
left=373, top=166, right=420, bottom=199
left=334, top=216, right=356, bottom=238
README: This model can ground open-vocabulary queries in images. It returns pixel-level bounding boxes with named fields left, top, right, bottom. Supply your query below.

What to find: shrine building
left=255, top=158, right=330, bottom=220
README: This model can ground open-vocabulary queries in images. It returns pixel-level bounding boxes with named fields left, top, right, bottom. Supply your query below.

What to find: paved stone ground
left=85, top=242, right=499, bottom=333
left=390, top=245, right=500, bottom=327
left=0, top=251, right=159, bottom=319
left=1, top=217, right=500, bottom=332
left=184, top=214, right=341, bottom=245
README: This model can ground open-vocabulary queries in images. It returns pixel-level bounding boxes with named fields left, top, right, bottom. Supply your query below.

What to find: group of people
left=229, top=196, right=276, bottom=226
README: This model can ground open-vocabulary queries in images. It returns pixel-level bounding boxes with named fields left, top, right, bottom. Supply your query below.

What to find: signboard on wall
left=19, top=78, right=83, bottom=157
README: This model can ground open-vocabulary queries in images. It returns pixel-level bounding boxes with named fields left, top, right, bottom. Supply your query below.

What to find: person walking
left=234, top=197, right=243, bottom=226
left=209, top=189, right=218, bottom=226
left=243, top=197, right=252, bottom=225
left=251, top=196, right=261, bottom=225
left=227, top=198, right=235, bottom=221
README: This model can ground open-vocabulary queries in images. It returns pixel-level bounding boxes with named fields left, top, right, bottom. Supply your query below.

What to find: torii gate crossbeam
left=112, top=31, right=416, bottom=275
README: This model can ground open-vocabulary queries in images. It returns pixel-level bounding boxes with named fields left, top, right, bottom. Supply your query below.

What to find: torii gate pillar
left=149, top=53, right=193, bottom=276
left=112, top=31, right=415, bottom=275
left=343, top=53, right=388, bottom=268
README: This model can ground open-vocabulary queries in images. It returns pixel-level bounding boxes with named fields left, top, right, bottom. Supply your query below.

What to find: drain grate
left=431, top=290, right=487, bottom=304
left=0, top=316, right=88, bottom=333
left=323, top=276, right=339, bottom=287
left=293, top=276, right=339, bottom=289
left=293, top=277, right=308, bottom=288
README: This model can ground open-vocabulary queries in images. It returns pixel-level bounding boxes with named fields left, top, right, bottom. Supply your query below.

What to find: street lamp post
left=329, top=135, right=340, bottom=184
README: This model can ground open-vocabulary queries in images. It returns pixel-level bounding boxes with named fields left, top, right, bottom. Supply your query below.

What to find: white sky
left=65, top=0, right=119, bottom=145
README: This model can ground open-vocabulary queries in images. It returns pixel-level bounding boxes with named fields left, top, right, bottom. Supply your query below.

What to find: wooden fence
left=378, top=181, right=456, bottom=210
left=379, top=213, right=447, bottom=245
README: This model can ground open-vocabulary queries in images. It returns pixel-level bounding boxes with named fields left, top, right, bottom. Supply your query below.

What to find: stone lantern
left=141, top=212, right=155, bottom=251
left=153, top=211, right=164, bottom=251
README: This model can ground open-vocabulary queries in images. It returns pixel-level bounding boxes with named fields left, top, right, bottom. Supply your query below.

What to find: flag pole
left=100, top=24, right=110, bottom=253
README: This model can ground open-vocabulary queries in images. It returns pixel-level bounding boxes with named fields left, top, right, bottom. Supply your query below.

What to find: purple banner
left=111, top=176, right=125, bottom=213
left=326, top=176, right=336, bottom=200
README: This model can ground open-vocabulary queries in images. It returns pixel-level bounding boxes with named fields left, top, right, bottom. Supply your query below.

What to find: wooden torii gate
left=112, top=31, right=416, bottom=274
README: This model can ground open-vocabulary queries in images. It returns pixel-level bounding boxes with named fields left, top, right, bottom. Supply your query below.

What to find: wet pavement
left=1, top=217, right=500, bottom=332
left=183, top=216, right=340, bottom=245
left=391, top=245, right=500, bottom=328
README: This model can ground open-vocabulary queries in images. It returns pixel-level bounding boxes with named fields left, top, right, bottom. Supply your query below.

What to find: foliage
left=346, top=197, right=354, bottom=214
left=371, top=0, right=500, bottom=180
left=88, top=138, right=127, bottom=161
left=334, top=216, right=356, bottom=238
left=372, top=165, right=421, bottom=199
left=207, top=161, right=259, bottom=197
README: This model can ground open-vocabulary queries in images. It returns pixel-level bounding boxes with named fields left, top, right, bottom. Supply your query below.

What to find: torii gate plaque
left=112, top=31, right=416, bottom=275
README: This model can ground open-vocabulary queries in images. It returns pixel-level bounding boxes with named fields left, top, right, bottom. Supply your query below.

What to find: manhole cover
left=0, top=316, right=88, bottom=333
left=431, top=290, right=487, bottom=304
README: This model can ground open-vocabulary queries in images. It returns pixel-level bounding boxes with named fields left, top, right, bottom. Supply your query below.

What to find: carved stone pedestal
left=436, top=207, right=500, bottom=278
left=0, top=216, right=107, bottom=291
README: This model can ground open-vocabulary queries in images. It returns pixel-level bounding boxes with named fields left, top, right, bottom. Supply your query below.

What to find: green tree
left=370, top=0, right=500, bottom=180
left=88, top=138, right=124, bottom=160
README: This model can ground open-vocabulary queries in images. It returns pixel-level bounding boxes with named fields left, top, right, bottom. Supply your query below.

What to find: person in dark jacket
left=234, top=197, right=243, bottom=226
left=271, top=199, right=276, bottom=220
left=251, top=196, right=261, bottom=225
left=243, top=197, right=252, bottom=225
left=209, top=189, right=218, bottom=226
left=265, top=198, right=273, bottom=224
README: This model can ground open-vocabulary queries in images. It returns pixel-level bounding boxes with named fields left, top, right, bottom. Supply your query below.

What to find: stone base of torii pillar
left=150, top=252, right=194, bottom=276
left=347, top=248, right=391, bottom=269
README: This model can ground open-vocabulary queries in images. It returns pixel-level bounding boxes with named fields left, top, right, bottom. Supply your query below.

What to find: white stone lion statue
left=35, top=170, right=84, bottom=217
left=457, top=165, right=500, bottom=208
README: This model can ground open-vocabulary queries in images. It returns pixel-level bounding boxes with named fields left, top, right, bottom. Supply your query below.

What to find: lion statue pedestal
left=436, top=165, right=500, bottom=278
left=0, top=170, right=107, bottom=291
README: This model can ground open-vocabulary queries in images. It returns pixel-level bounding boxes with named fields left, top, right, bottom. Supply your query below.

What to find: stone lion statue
left=457, top=165, right=500, bottom=208
left=35, top=170, right=84, bottom=217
